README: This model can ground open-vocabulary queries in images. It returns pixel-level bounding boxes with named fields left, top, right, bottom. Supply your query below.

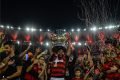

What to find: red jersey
left=25, top=64, right=42, bottom=80
left=50, top=56, right=66, bottom=78
left=103, top=61, right=120, bottom=79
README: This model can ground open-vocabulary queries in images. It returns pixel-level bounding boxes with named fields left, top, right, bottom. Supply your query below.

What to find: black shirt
left=21, top=59, right=32, bottom=79
left=1, top=53, right=22, bottom=80
left=0, top=51, right=7, bottom=62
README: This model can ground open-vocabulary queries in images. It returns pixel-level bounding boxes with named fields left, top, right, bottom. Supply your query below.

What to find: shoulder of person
left=0, top=51, right=7, bottom=61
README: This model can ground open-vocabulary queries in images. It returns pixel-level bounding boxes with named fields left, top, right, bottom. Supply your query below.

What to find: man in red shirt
left=48, top=41, right=71, bottom=80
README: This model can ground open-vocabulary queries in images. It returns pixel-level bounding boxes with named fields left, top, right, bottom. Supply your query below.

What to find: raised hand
left=26, top=44, right=31, bottom=51
left=8, top=60, right=15, bottom=65
left=110, top=65, right=118, bottom=71
left=33, top=59, right=38, bottom=64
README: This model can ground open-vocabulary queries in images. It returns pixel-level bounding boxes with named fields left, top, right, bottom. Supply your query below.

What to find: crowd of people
left=0, top=30, right=120, bottom=80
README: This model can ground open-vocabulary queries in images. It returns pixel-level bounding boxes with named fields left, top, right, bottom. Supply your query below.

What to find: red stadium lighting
left=25, top=34, right=31, bottom=42
left=39, top=35, right=44, bottom=42
left=11, top=33, right=18, bottom=41
left=86, top=35, right=93, bottom=44
left=74, top=35, right=79, bottom=43
left=98, top=32, right=105, bottom=42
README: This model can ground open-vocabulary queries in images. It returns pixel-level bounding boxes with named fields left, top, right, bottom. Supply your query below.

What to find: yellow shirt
left=0, top=47, right=4, bottom=53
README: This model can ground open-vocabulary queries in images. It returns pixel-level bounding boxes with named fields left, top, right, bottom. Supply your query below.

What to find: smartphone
left=25, top=54, right=29, bottom=61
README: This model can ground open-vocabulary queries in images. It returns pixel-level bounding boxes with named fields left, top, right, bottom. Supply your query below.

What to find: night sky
left=1, top=0, right=120, bottom=29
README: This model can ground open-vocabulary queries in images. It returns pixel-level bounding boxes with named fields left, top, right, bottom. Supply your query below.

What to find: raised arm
left=37, top=50, right=48, bottom=59
left=106, top=65, right=118, bottom=73
left=66, top=41, right=72, bottom=56
left=84, top=66, right=94, bottom=80
left=87, top=46, right=92, bottom=61
left=26, top=59, right=38, bottom=72
left=38, top=62, right=47, bottom=80
left=0, top=56, right=10, bottom=71
left=6, top=66, right=22, bottom=79
left=49, top=42, right=54, bottom=56
left=87, top=47, right=93, bottom=67
left=19, top=45, right=31, bottom=58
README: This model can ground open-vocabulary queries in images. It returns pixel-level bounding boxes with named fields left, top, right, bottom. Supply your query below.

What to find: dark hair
left=105, top=38, right=112, bottom=44
left=74, top=67, right=81, bottom=72
left=4, top=41, right=14, bottom=47
left=105, top=38, right=117, bottom=47
left=74, top=67, right=84, bottom=78
left=0, top=28, right=5, bottom=33
left=52, top=46, right=67, bottom=53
